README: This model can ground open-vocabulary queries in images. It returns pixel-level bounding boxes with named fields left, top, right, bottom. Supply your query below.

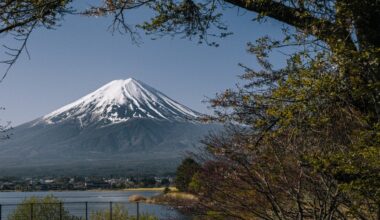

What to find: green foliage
left=0, top=0, right=71, bottom=34
left=8, top=195, right=80, bottom=220
left=195, top=40, right=379, bottom=218
left=90, top=204, right=158, bottom=220
left=175, top=157, right=201, bottom=192
left=138, top=0, right=230, bottom=46
left=188, top=172, right=202, bottom=192
left=163, top=186, right=171, bottom=194
left=190, top=1, right=379, bottom=219
left=8, top=196, right=158, bottom=220
left=91, top=204, right=128, bottom=220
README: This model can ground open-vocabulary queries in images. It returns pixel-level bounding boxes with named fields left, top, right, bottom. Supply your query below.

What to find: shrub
left=8, top=195, right=80, bottom=220
left=90, top=204, right=158, bottom=220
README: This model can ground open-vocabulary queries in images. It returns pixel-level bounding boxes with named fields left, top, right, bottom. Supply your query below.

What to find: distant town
left=0, top=176, right=173, bottom=191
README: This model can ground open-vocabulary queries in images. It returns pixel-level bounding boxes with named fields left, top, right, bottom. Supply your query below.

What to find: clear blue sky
left=0, top=3, right=287, bottom=126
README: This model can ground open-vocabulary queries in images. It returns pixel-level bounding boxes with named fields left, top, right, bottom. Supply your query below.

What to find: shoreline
left=0, top=187, right=168, bottom=193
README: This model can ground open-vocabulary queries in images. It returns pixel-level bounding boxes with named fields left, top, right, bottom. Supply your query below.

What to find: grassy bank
left=145, top=190, right=198, bottom=207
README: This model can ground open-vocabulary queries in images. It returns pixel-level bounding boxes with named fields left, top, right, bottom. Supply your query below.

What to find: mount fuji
left=42, top=78, right=200, bottom=125
left=0, top=78, right=218, bottom=176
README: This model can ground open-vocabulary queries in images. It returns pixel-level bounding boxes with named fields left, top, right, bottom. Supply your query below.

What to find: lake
left=0, top=190, right=189, bottom=220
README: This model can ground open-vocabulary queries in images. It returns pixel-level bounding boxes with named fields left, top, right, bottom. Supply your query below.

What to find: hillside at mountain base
left=0, top=79, right=218, bottom=176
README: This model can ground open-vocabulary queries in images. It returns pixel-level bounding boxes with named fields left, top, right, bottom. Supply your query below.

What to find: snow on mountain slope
left=41, top=78, right=200, bottom=125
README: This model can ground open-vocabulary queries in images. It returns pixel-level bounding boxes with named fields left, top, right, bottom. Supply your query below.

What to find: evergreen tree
left=175, top=157, right=201, bottom=192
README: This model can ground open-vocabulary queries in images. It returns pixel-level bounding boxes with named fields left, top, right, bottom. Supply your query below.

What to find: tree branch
left=224, top=0, right=356, bottom=51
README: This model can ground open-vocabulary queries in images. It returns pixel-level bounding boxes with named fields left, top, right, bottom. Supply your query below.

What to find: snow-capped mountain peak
left=42, top=78, right=200, bottom=125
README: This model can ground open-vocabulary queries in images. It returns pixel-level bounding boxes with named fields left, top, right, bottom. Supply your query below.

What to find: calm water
left=0, top=191, right=189, bottom=220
